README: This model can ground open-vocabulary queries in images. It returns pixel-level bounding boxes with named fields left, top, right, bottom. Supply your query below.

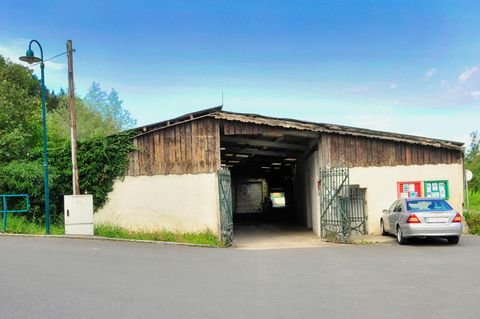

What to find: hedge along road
left=0, top=235, right=479, bottom=319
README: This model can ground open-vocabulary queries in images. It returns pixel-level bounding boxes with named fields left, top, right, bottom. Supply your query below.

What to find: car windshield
left=406, top=199, right=452, bottom=212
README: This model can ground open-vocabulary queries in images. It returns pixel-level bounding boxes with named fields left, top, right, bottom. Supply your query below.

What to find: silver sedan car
left=380, top=198, right=463, bottom=245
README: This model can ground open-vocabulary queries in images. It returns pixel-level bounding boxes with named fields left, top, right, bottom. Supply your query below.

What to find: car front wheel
left=397, top=226, right=407, bottom=245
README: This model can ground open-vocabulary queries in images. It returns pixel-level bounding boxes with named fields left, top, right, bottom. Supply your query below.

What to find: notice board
left=424, top=180, right=449, bottom=199
left=397, top=181, right=422, bottom=199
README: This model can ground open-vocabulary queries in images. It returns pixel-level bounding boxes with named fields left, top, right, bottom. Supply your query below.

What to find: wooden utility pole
left=67, top=40, right=80, bottom=195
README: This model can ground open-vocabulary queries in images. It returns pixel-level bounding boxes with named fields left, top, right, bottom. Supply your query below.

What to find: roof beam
left=222, top=147, right=298, bottom=158
left=262, top=129, right=320, bottom=139
left=221, top=136, right=307, bottom=151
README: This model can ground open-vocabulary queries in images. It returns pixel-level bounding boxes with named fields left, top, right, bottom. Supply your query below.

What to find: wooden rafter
left=221, top=136, right=307, bottom=151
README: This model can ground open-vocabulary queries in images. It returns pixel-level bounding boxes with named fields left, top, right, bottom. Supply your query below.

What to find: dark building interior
left=219, top=124, right=318, bottom=227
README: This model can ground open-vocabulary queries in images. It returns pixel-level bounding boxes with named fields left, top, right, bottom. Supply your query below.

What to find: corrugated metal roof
left=135, top=106, right=464, bottom=151
left=211, top=111, right=464, bottom=150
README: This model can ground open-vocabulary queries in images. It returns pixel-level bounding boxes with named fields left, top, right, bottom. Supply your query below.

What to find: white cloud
left=459, top=66, right=478, bottom=83
left=425, top=68, right=436, bottom=79
left=0, top=41, right=66, bottom=71
left=447, top=87, right=461, bottom=94
left=471, top=91, right=480, bottom=98
left=389, top=83, right=397, bottom=89
left=0, top=38, right=67, bottom=91
left=45, top=61, right=66, bottom=71
left=347, top=86, right=369, bottom=93
left=0, top=41, right=27, bottom=64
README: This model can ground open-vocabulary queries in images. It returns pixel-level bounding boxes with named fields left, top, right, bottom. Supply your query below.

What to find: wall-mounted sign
left=424, top=180, right=449, bottom=199
left=397, top=181, right=422, bottom=199
left=466, top=169, right=473, bottom=182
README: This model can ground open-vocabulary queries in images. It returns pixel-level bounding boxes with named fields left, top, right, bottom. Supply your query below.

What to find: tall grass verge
left=1, top=215, right=64, bottom=235
left=464, top=191, right=480, bottom=234
left=464, top=211, right=480, bottom=235
left=94, top=224, right=221, bottom=246
left=467, top=191, right=480, bottom=212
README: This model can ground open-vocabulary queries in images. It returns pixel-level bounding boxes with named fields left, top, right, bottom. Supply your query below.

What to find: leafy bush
left=0, top=131, right=135, bottom=224
left=49, top=130, right=136, bottom=211
left=464, top=211, right=480, bottom=235
left=1, top=54, right=136, bottom=226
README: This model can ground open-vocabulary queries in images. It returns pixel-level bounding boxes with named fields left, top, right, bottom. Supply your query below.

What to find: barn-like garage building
left=95, top=106, right=465, bottom=244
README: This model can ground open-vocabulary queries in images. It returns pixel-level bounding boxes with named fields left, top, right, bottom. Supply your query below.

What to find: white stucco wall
left=95, top=173, right=221, bottom=235
left=296, top=150, right=320, bottom=235
left=349, top=163, right=464, bottom=234
left=307, top=150, right=321, bottom=236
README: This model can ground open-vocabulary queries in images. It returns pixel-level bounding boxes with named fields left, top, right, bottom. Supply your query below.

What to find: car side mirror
left=383, top=209, right=389, bottom=214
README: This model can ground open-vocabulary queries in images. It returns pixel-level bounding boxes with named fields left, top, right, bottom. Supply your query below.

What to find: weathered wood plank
left=158, top=131, right=165, bottom=175
left=145, top=134, right=153, bottom=175
left=185, top=122, right=192, bottom=173
left=165, top=127, right=175, bottom=174
left=323, top=133, right=462, bottom=168
left=129, top=120, right=462, bottom=176
left=214, top=120, right=220, bottom=171
left=137, top=137, right=144, bottom=175
left=191, top=119, right=199, bottom=173
left=173, top=126, right=180, bottom=174
left=207, top=118, right=216, bottom=172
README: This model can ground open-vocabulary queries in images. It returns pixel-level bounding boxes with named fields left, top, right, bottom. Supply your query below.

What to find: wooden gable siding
left=320, top=133, right=462, bottom=168
left=127, top=118, right=220, bottom=176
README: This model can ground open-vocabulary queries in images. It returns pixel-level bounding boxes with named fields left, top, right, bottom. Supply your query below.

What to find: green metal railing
left=1, top=194, right=30, bottom=232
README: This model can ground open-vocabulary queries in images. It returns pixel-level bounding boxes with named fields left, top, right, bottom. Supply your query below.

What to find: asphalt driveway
left=1, top=235, right=479, bottom=319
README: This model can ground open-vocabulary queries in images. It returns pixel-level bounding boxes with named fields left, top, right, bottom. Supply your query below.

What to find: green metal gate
left=319, top=167, right=367, bottom=242
left=218, top=169, right=233, bottom=246
left=347, top=186, right=367, bottom=236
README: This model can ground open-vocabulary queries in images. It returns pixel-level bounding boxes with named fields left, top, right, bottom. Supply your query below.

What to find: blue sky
left=1, top=0, right=479, bottom=145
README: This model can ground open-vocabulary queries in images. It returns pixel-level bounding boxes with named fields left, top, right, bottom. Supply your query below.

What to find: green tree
left=84, top=82, right=137, bottom=131
left=46, top=88, right=66, bottom=112
left=48, top=95, right=118, bottom=143
left=0, top=55, right=136, bottom=225
left=0, top=56, right=43, bottom=162
left=466, top=131, right=480, bottom=192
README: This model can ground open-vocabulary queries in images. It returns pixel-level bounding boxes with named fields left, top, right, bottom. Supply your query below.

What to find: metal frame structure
left=319, top=167, right=367, bottom=242
left=1, top=194, right=30, bottom=232
left=218, top=169, right=234, bottom=246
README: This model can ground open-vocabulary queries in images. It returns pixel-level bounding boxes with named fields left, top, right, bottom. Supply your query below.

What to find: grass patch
left=94, top=224, right=221, bottom=246
left=2, top=215, right=222, bottom=246
left=1, top=214, right=64, bottom=235
left=464, top=211, right=480, bottom=235
left=465, top=192, right=480, bottom=235
left=467, top=191, right=480, bottom=212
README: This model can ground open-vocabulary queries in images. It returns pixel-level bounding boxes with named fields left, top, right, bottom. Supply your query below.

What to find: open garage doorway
left=219, top=122, right=321, bottom=247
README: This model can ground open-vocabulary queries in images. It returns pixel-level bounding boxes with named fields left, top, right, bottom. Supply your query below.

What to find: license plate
left=426, top=217, right=449, bottom=223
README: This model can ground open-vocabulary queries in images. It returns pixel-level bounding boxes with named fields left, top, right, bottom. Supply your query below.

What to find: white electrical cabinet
left=64, top=195, right=94, bottom=235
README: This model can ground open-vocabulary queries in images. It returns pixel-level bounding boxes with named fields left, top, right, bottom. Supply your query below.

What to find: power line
left=29, top=49, right=76, bottom=67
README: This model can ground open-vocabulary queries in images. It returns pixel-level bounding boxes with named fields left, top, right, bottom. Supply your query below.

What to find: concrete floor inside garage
left=232, top=222, right=328, bottom=249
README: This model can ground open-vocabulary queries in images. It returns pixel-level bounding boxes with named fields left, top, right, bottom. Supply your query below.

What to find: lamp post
left=19, top=40, right=50, bottom=235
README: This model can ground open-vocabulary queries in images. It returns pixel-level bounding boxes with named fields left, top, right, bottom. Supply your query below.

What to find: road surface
left=1, top=235, right=479, bottom=319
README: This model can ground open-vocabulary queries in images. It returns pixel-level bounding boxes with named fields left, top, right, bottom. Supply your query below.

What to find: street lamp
left=19, top=40, right=50, bottom=235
